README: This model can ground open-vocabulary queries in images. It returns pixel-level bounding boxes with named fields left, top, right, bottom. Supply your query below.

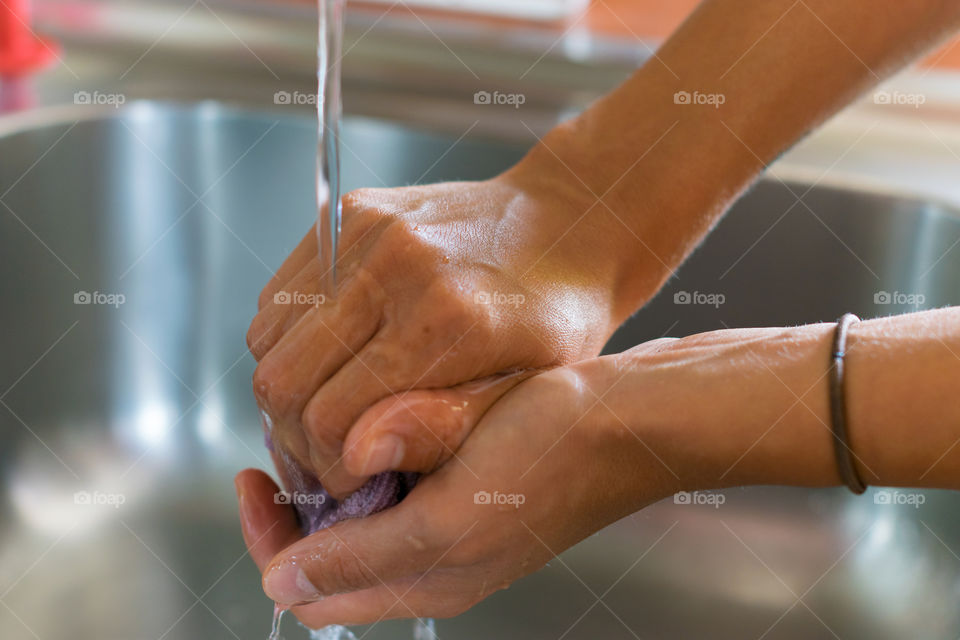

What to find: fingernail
left=360, top=434, right=405, bottom=475
left=263, top=559, right=321, bottom=605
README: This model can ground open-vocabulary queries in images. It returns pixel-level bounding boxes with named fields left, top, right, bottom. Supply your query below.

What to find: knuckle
left=421, top=284, right=483, bottom=336
left=246, top=315, right=272, bottom=360
left=250, top=360, right=276, bottom=409
left=354, top=345, right=406, bottom=389
left=340, top=187, right=376, bottom=213
left=300, top=402, right=345, bottom=457
left=252, top=357, right=296, bottom=418
left=375, top=219, right=421, bottom=259
left=438, top=289, right=481, bottom=329
left=256, top=280, right=279, bottom=311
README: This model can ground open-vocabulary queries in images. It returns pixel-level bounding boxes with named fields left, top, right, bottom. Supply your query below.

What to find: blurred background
left=3, top=1, right=960, bottom=638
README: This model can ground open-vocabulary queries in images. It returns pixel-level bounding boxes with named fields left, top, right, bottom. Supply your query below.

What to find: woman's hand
left=245, top=0, right=960, bottom=502
left=234, top=350, right=683, bottom=627
left=246, top=157, right=667, bottom=499
left=237, top=323, right=869, bottom=627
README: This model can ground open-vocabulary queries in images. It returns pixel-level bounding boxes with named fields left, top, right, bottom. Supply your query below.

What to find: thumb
left=342, top=371, right=535, bottom=476
left=234, top=469, right=302, bottom=572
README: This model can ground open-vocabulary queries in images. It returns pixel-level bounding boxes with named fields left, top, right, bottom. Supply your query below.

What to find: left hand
left=236, top=323, right=844, bottom=627
left=234, top=351, right=679, bottom=627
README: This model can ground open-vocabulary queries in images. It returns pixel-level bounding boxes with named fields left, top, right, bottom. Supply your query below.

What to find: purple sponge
left=264, top=417, right=417, bottom=534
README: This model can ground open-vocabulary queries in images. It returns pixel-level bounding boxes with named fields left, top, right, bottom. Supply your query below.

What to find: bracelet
left=829, top=313, right=867, bottom=494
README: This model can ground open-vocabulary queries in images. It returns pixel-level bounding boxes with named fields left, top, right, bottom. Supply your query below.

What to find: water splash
left=268, top=605, right=287, bottom=640
left=414, top=618, right=438, bottom=639
left=269, top=605, right=438, bottom=639
left=306, top=625, right=358, bottom=640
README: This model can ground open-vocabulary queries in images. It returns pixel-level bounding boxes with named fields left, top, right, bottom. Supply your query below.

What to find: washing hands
left=238, top=0, right=960, bottom=629
left=237, top=340, right=691, bottom=627
left=245, top=160, right=667, bottom=499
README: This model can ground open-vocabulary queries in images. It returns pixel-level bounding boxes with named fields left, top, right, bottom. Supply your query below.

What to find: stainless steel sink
left=3, top=102, right=960, bottom=640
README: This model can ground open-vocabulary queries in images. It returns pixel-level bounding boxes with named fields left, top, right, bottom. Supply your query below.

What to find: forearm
left=581, top=308, right=960, bottom=504
left=519, top=0, right=960, bottom=322
left=844, top=308, right=960, bottom=489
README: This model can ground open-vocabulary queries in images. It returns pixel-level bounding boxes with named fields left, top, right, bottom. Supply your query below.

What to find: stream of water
left=316, top=0, right=345, bottom=297
left=265, top=2, right=438, bottom=638
left=269, top=606, right=438, bottom=640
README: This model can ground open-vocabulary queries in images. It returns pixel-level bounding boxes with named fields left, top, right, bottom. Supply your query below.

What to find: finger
left=235, top=469, right=455, bottom=626
left=342, top=372, right=534, bottom=477
left=258, top=225, right=318, bottom=311
left=251, top=201, right=385, bottom=356
left=262, top=502, right=436, bottom=605
left=252, top=282, right=382, bottom=468
left=234, top=469, right=302, bottom=571
left=249, top=259, right=331, bottom=359
left=297, top=341, right=402, bottom=498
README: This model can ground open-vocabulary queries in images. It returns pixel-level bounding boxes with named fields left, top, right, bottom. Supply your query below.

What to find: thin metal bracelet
left=829, top=313, right=867, bottom=494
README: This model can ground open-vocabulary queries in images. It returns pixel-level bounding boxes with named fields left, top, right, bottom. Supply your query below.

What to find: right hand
left=246, top=153, right=665, bottom=497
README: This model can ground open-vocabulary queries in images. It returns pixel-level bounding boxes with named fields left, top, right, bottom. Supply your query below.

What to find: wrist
left=512, top=65, right=761, bottom=324
left=593, top=326, right=845, bottom=502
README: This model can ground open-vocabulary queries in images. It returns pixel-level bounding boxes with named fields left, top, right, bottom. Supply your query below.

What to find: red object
left=0, top=0, right=59, bottom=75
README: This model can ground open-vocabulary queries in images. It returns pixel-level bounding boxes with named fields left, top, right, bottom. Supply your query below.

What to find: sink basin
left=2, top=102, right=960, bottom=640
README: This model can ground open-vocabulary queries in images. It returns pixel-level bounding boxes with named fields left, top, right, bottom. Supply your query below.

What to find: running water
left=268, top=605, right=286, bottom=640
left=265, top=2, right=437, bottom=638
left=413, top=618, right=438, bottom=639
left=269, top=606, right=358, bottom=640
left=269, top=605, right=433, bottom=639
left=316, top=0, right=345, bottom=297
left=307, top=624, right=359, bottom=640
